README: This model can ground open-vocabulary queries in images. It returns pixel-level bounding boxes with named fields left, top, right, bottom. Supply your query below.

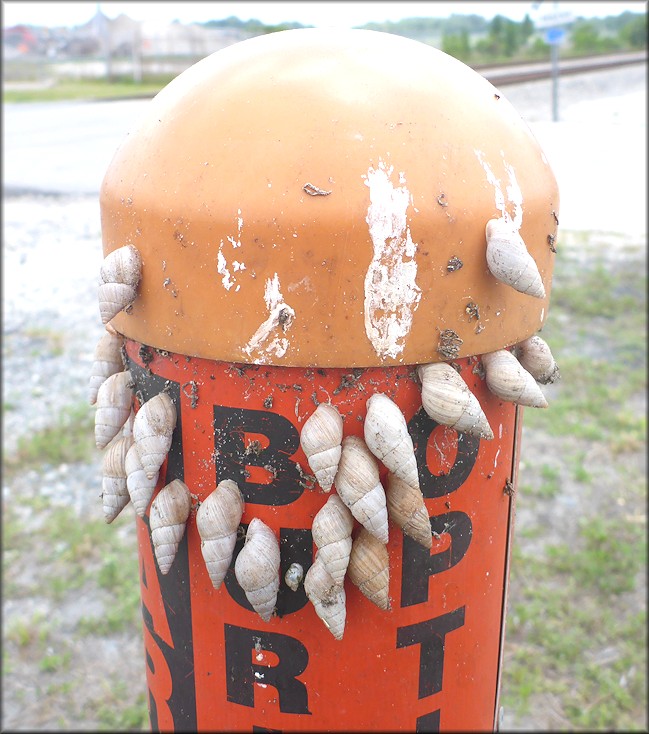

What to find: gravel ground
left=2, top=62, right=646, bottom=731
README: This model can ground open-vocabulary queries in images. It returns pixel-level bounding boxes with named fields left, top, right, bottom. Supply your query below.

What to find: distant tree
left=482, top=14, right=522, bottom=58
left=618, top=13, right=647, bottom=48
left=520, top=14, right=534, bottom=43
left=442, top=29, right=470, bottom=60
left=502, top=19, right=519, bottom=56
left=570, top=20, right=599, bottom=53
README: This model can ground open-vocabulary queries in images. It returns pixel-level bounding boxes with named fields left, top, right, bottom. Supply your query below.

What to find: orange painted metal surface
left=125, top=339, right=519, bottom=732
left=100, top=29, right=559, bottom=367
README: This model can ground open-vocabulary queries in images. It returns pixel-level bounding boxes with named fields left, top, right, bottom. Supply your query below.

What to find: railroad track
left=477, top=51, right=646, bottom=85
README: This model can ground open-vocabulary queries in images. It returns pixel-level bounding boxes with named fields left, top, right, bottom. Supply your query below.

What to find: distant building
left=4, top=8, right=246, bottom=59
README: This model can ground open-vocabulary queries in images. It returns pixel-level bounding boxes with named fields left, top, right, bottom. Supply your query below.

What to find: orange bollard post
left=94, top=29, right=560, bottom=732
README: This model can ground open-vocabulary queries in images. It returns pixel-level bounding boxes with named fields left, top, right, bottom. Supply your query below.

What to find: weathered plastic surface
left=100, top=29, right=559, bottom=367
left=125, top=339, right=521, bottom=732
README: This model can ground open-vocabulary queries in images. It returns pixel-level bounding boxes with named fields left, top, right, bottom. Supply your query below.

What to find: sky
left=2, top=1, right=647, bottom=28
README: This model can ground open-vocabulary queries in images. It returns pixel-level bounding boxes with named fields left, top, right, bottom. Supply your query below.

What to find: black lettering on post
left=224, top=624, right=311, bottom=715
left=401, top=512, right=472, bottom=608
left=224, top=526, right=313, bottom=617
left=408, top=408, right=479, bottom=498
left=396, top=607, right=466, bottom=699
left=127, top=360, right=198, bottom=733
left=214, top=406, right=303, bottom=505
left=416, top=709, right=441, bottom=733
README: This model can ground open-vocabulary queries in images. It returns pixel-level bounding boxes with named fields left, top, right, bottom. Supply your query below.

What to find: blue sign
left=545, top=27, right=566, bottom=45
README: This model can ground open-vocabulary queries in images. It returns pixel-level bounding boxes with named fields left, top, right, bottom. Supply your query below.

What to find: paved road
left=3, top=98, right=151, bottom=195
left=3, top=63, right=646, bottom=235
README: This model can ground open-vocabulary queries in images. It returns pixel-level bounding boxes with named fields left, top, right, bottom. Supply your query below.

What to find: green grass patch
left=521, top=245, right=646, bottom=453
left=503, top=240, right=647, bottom=732
left=5, top=612, right=50, bottom=648
left=22, top=326, right=66, bottom=357
left=3, top=76, right=173, bottom=103
left=546, top=516, right=646, bottom=595
left=570, top=452, right=592, bottom=483
left=4, top=498, right=141, bottom=633
left=503, top=513, right=647, bottom=728
left=96, top=681, right=149, bottom=731
left=538, top=464, right=561, bottom=498
left=39, top=650, right=71, bottom=673
left=3, top=402, right=96, bottom=476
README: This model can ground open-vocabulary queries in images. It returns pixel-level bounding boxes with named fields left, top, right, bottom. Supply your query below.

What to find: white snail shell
left=149, top=478, right=192, bottom=575
left=102, top=435, right=134, bottom=523
left=303, top=555, right=346, bottom=640
left=334, top=436, right=389, bottom=545
left=482, top=349, right=548, bottom=408
left=89, top=332, right=124, bottom=405
left=364, top=393, right=420, bottom=490
left=284, top=562, right=304, bottom=592
left=300, top=403, right=343, bottom=492
left=514, top=335, right=560, bottom=385
left=311, top=493, right=354, bottom=585
left=386, top=472, right=432, bottom=549
left=196, top=479, right=245, bottom=590
left=418, top=363, right=493, bottom=439
left=98, top=244, right=142, bottom=324
left=125, top=443, right=159, bottom=517
left=133, top=392, right=177, bottom=480
left=347, top=527, right=391, bottom=611
left=94, top=370, right=133, bottom=449
left=485, top=217, right=545, bottom=299
left=234, top=518, right=280, bottom=622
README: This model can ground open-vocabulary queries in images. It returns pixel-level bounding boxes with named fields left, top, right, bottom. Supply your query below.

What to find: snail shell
left=94, top=370, right=133, bottom=449
left=98, top=245, right=142, bottom=324
left=386, top=472, right=432, bottom=549
left=364, top=393, right=420, bottom=489
left=334, top=436, right=389, bottom=545
left=284, top=562, right=304, bottom=592
left=149, top=478, right=192, bottom=575
left=125, top=443, right=159, bottom=517
left=88, top=332, right=124, bottom=405
left=418, top=362, right=493, bottom=439
left=347, top=527, right=391, bottom=610
left=102, top=435, right=134, bottom=523
left=482, top=349, right=548, bottom=408
left=300, top=403, right=343, bottom=492
left=196, top=479, right=245, bottom=589
left=514, top=335, right=560, bottom=385
left=133, top=392, right=177, bottom=480
left=311, top=493, right=354, bottom=585
left=234, top=518, right=280, bottom=622
left=303, top=555, right=346, bottom=640
left=485, top=217, right=545, bottom=299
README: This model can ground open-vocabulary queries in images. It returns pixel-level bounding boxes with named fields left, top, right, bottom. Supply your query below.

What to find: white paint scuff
left=474, top=150, right=524, bottom=228
left=362, top=159, right=421, bottom=360
left=243, top=273, right=295, bottom=363
left=217, top=209, right=246, bottom=292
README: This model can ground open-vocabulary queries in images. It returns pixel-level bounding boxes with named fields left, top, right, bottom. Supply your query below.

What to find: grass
left=3, top=402, right=96, bottom=477
left=3, top=76, right=173, bottom=103
left=500, top=236, right=647, bottom=730
left=22, top=326, right=66, bottom=357
left=96, top=682, right=149, bottom=731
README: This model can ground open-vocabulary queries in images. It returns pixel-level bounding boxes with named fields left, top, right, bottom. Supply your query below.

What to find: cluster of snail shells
left=91, top=243, right=185, bottom=535
left=298, top=304, right=560, bottom=638
left=86, top=219, right=560, bottom=629
left=299, top=397, right=430, bottom=639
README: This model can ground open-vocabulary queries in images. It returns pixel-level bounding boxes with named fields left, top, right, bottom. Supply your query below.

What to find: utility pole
left=550, top=1, right=559, bottom=121
left=534, top=0, right=573, bottom=122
